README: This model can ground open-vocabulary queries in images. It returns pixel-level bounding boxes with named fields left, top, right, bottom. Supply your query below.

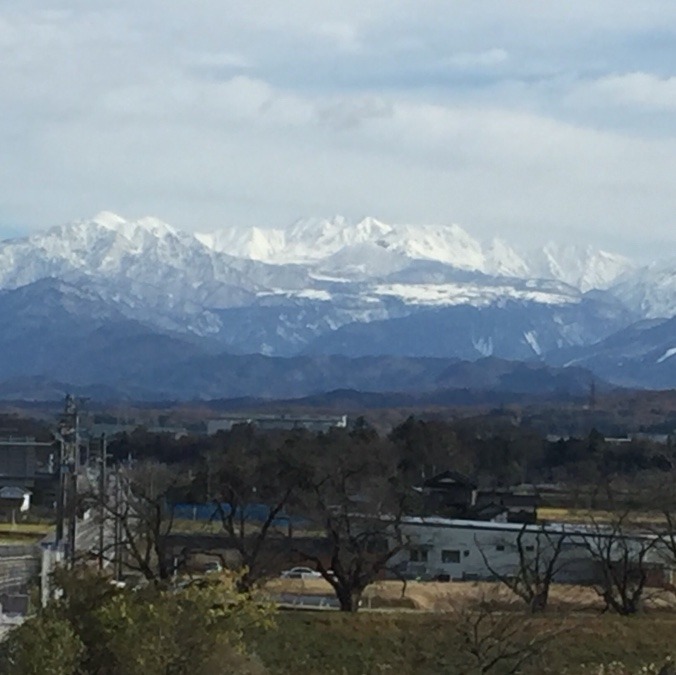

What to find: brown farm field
left=264, top=578, right=676, bottom=613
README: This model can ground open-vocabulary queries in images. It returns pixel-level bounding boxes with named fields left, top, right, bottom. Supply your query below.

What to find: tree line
left=88, top=416, right=676, bottom=613
left=110, top=415, right=676, bottom=486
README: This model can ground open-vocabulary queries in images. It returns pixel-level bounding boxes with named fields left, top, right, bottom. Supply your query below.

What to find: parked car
left=280, top=566, right=322, bottom=580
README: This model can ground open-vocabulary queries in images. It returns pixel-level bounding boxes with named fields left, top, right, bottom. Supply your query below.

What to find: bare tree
left=86, top=461, right=187, bottom=582
left=452, top=594, right=564, bottom=674
left=583, top=511, right=657, bottom=615
left=295, top=429, right=409, bottom=612
left=209, top=428, right=310, bottom=591
left=479, top=524, right=568, bottom=613
left=642, top=471, right=676, bottom=596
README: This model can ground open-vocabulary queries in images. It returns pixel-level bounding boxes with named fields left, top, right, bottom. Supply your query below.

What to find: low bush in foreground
left=0, top=569, right=271, bottom=675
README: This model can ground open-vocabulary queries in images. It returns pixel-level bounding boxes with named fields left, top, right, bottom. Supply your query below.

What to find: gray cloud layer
left=2, top=1, right=676, bottom=257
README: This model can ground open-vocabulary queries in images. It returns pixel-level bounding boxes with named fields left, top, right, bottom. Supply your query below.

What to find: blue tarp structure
left=171, top=502, right=306, bottom=527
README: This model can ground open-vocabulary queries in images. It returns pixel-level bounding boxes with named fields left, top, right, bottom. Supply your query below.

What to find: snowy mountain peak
left=0, top=211, right=647, bottom=334
left=83, top=212, right=183, bottom=243
left=0, top=212, right=219, bottom=292
left=379, top=222, right=483, bottom=268
left=0, top=210, right=670, bottom=388
left=484, top=238, right=530, bottom=278
left=610, top=258, right=676, bottom=318
left=527, top=242, right=633, bottom=292
left=284, top=216, right=394, bottom=261
left=91, top=211, right=128, bottom=229
left=196, top=216, right=632, bottom=291
left=135, top=216, right=180, bottom=237
left=0, top=212, right=636, bottom=301
left=197, top=216, right=488, bottom=268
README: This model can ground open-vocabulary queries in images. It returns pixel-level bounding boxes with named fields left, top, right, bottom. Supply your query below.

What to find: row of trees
left=479, top=472, right=676, bottom=617
left=89, top=421, right=676, bottom=613
left=111, top=416, right=676, bottom=486
left=87, top=424, right=412, bottom=611
left=481, top=517, right=665, bottom=616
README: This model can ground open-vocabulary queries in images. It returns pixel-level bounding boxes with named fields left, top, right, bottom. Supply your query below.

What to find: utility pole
left=55, top=394, right=80, bottom=566
left=98, top=433, right=107, bottom=571
left=67, top=469, right=77, bottom=565
left=55, top=436, right=65, bottom=547
left=114, top=465, right=123, bottom=581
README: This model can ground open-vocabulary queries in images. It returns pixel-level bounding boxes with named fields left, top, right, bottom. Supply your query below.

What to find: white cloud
left=442, top=48, right=508, bottom=69
left=186, top=51, right=251, bottom=70
left=312, top=22, right=361, bottom=52
left=573, top=72, right=676, bottom=111
left=3, top=1, right=676, bottom=260
left=317, top=96, right=394, bottom=130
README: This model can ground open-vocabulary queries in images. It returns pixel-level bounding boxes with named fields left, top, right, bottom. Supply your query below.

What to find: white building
left=207, top=414, right=348, bottom=435
left=389, top=516, right=673, bottom=585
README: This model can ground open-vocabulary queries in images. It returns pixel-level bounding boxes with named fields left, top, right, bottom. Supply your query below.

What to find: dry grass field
left=538, top=507, right=670, bottom=525
left=0, top=521, right=50, bottom=542
left=265, top=579, right=640, bottom=612
left=0, top=522, right=50, bottom=534
left=265, top=577, right=676, bottom=613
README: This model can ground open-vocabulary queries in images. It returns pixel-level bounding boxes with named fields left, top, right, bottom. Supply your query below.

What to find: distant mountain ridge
left=195, top=215, right=633, bottom=291
left=0, top=211, right=672, bottom=396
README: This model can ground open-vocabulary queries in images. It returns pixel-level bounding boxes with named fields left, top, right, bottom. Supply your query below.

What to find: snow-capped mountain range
left=195, top=215, right=633, bottom=292
left=0, top=211, right=674, bottom=397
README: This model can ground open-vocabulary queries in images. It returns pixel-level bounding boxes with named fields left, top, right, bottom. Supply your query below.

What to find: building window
left=410, top=548, right=428, bottom=563
left=442, top=549, right=461, bottom=564
left=496, top=545, right=505, bottom=552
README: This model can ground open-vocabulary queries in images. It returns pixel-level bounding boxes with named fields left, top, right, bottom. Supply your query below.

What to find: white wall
left=392, top=521, right=550, bottom=580
left=390, top=520, right=667, bottom=584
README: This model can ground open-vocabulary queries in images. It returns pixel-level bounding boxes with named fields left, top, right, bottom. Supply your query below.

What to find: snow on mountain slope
left=0, top=211, right=207, bottom=289
left=526, top=243, right=633, bottom=292
left=0, top=213, right=639, bottom=319
left=286, top=216, right=393, bottom=262
left=0, top=210, right=662, bottom=387
left=0, top=212, right=317, bottom=337
left=199, top=216, right=498, bottom=271
left=197, top=216, right=631, bottom=290
left=195, top=225, right=286, bottom=261
left=380, top=223, right=485, bottom=268
left=197, top=216, right=394, bottom=264
left=313, top=242, right=411, bottom=280
left=0, top=211, right=319, bottom=293
left=609, top=260, right=676, bottom=318
left=0, top=211, right=647, bottom=358
left=545, top=315, right=676, bottom=389
left=484, top=238, right=531, bottom=278
left=370, top=279, right=580, bottom=308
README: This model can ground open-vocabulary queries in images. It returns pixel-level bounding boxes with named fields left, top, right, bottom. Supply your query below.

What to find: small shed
left=0, top=486, right=32, bottom=513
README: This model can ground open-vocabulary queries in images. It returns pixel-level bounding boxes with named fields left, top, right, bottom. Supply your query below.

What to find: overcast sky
left=2, top=1, right=676, bottom=258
